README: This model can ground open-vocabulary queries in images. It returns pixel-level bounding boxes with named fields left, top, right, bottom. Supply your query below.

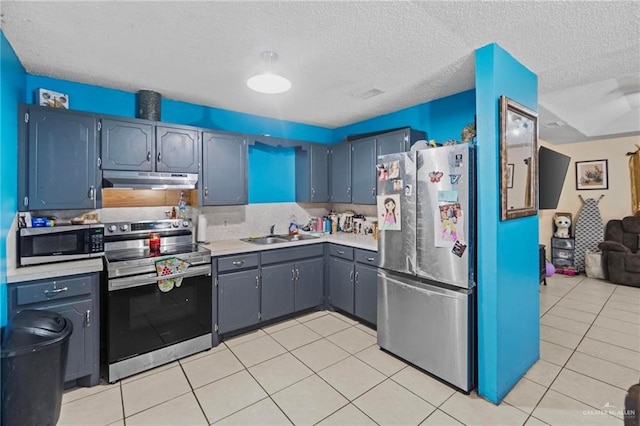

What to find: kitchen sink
left=241, top=236, right=289, bottom=245
left=276, top=234, right=320, bottom=241
left=241, top=234, right=320, bottom=245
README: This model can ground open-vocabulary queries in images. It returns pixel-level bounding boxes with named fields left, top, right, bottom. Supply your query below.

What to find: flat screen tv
left=538, top=146, right=571, bottom=210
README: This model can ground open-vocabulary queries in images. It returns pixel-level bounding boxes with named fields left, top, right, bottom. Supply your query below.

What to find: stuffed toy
left=554, top=215, right=571, bottom=238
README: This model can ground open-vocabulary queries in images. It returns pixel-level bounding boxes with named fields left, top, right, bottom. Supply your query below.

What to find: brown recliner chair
left=598, top=216, right=640, bottom=287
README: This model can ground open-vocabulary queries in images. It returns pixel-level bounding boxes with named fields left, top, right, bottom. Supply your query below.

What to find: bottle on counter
left=178, top=191, right=187, bottom=219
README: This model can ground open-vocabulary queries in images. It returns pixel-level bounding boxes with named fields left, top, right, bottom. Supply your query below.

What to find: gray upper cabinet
left=156, top=125, right=200, bottom=173
left=376, top=127, right=426, bottom=156
left=295, top=144, right=330, bottom=203
left=23, top=107, right=100, bottom=211
left=330, top=142, right=351, bottom=203
left=201, top=131, right=247, bottom=205
left=350, top=137, right=377, bottom=205
left=100, top=118, right=154, bottom=171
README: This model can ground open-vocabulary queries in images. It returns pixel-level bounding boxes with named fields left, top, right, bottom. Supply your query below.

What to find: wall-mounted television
left=538, top=146, right=571, bottom=210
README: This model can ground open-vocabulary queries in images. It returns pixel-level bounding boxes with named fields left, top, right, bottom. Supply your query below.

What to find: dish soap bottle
left=178, top=191, right=187, bottom=219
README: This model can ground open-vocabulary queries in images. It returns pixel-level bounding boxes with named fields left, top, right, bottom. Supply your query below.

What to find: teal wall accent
left=248, top=145, right=296, bottom=203
left=0, top=31, right=26, bottom=326
left=475, top=43, right=539, bottom=403
left=333, top=90, right=476, bottom=144
left=25, top=75, right=333, bottom=203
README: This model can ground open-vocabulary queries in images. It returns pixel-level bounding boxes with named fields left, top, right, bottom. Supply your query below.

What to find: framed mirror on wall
left=500, top=95, right=538, bottom=221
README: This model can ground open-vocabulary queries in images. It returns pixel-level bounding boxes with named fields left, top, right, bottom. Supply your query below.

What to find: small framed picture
left=506, top=163, right=514, bottom=189
left=575, top=159, right=608, bottom=190
left=38, top=88, right=69, bottom=109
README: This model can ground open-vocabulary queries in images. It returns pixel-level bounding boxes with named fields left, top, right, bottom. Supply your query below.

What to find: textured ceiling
left=1, top=1, right=639, bottom=144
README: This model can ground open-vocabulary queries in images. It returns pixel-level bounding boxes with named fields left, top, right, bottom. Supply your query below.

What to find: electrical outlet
left=223, top=220, right=228, bottom=228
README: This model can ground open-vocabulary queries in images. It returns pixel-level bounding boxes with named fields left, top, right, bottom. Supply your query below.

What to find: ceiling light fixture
left=247, top=51, right=291, bottom=94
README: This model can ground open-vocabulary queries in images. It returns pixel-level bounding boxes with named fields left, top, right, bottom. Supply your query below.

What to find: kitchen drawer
left=552, top=248, right=575, bottom=261
left=218, top=253, right=259, bottom=272
left=329, top=245, right=354, bottom=261
left=15, top=275, right=92, bottom=307
left=355, top=249, right=378, bottom=266
left=553, top=257, right=574, bottom=267
left=551, top=237, right=575, bottom=250
left=261, top=245, right=324, bottom=265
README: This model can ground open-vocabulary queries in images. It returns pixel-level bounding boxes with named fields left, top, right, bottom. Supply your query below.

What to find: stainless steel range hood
left=103, top=170, right=198, bottom=190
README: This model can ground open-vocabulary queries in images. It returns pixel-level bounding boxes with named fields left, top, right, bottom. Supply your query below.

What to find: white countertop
left=6, top=258, right=104, bottom=284
left=6, top=233, right=375, bottom=283
left=202, top=233, right=377, bottom=257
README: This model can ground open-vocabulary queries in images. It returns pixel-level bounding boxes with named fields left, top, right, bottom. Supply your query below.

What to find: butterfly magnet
left=428, top=171, right=444, bottom=183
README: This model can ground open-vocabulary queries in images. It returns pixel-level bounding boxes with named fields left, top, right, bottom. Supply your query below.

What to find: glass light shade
left=247, top=73, right=291, bottom=94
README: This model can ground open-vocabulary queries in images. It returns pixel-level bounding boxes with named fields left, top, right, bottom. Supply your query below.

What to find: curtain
left=628, top=145, right=640, bottom=215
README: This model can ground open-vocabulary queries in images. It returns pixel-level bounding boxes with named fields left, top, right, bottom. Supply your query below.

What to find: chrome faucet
left=269, top=224, right=275, bottom=236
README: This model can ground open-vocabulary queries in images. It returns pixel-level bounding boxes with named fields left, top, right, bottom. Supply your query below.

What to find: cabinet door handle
left=296, top=269, right=300, bottom=280
left=337, top=250, right=345, bottom=255
left=88, top=186, right=95, bottom=200
left=349, top=270, right=354, bottom=282
left=366, top=257, right=375, bottom=262
left=355, top=271, right=359, bottom=283
left=204, top=187, right=209, bottom=198
left=232, top=260, right=245, bottom=267
left=371, top=188, right=376, bottom=198
left=85, top=310, right=91, bottom=327
left=43, top=287, right=68, bottom=296
left=255, top=276, right=259, bottom=288
left=311, top=188, right=315, bottom=198
left=347, top=187, right=351, bottom=196
left=147, top=151, right=152, bottom=162
left=157, top=151, right=162, bottom=162
left=292, top=269, right=296, bottom=281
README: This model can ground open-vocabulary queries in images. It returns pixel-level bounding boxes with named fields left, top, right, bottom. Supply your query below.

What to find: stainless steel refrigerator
left=377, top=143, right=475, bottom=392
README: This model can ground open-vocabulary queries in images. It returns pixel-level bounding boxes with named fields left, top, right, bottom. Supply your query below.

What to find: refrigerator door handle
left=391, top=276, right=469, bottom=300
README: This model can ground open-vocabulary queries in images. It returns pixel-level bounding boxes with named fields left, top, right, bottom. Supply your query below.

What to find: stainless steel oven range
left=102, top=219, right=212, bottom=383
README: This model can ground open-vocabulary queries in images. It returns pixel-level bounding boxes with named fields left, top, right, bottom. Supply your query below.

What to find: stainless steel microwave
left=19, top=224, right=105, bottom=266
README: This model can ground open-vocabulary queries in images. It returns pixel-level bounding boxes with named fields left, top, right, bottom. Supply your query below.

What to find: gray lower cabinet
left=354, top=264, right=377, bottom=325
left=6, top=273, right=100, bottom=386
left=329, top=257, right=355, bottom=314
left=20, top=106, right=100, bottom=211
left=217, top=268, right=260, bottom=334
left=201, top=131, right=247, bottom=205
left=329, top=245, right=378, bottom=325
left=261, top=246, right=325, bottom=321
left=261, top=263, right=295, bottom=321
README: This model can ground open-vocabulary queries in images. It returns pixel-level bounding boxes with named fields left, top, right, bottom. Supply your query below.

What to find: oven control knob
left=108, top=225, right=117, bottom=232
left=120, top=224, right=129, bottom=232
left=172, top=221, right=180, bottom=228
left=182, top=220, right=189, bottom=228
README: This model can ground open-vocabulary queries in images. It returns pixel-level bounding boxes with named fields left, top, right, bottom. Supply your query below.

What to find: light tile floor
left=59, top=274, right=639, bottom=425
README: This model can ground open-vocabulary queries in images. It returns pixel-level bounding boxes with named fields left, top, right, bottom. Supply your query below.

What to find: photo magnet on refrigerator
left=452, top=240, right=467, bottom=257
left=449, top=174, right=462, bottom=185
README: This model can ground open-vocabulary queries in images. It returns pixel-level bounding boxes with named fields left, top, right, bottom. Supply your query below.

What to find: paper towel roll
left=197, top=214, right=207, bottom=243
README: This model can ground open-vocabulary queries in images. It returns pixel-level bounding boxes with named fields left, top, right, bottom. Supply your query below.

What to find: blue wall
left=25, top=75, right=333, bottom=203
left=334, top=90, right=476, bottom=144
left=475, top=43, right=539, bottom=403
left=0, top=31, right=26, bottom=326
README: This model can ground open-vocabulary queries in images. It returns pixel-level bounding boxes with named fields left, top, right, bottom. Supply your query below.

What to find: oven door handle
left=108, top=264, right=212, bottom=291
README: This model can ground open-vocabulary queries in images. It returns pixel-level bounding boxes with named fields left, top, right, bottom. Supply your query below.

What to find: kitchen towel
left=155, top=257, right=189, bottom=292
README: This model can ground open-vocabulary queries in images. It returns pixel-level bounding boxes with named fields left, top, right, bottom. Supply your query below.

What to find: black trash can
left=1, top=310, right=73, bottom=426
